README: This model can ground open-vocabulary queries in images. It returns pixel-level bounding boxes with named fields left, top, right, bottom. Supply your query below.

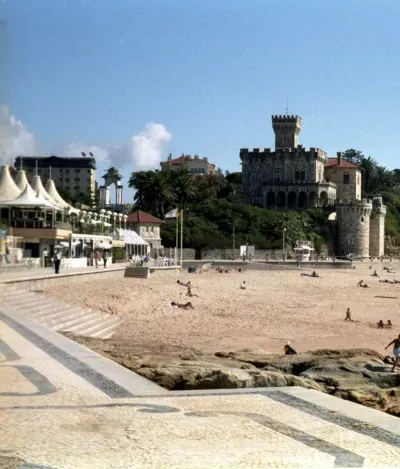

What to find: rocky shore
left=64, top=334, right=399, bottom=418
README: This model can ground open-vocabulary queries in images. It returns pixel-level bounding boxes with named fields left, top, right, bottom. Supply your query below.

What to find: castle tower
left=336, top=199, right=372, bottom=258
left=272, top=115, right=302, bottom=149
left=369, top=196, right=386, bottom=257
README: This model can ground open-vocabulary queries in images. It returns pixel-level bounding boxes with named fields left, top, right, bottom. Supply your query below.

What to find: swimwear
left=394, top=347, right=399, bottom=358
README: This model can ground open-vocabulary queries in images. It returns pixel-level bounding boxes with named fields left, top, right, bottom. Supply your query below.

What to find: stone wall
left=369, top=212, right=385, bottom=257
left=325, top=167, right=361, bottom=201
left=336, top=201, right=372, bottom=257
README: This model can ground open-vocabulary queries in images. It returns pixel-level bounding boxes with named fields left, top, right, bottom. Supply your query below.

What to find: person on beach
left=387, top=320, right=393, bottom=329
left=344, top=308, right=353, bottom=321
left=240, top=281, right=246, bottom=290
left=385, top=334, right=400, bottom=372
left=94, top=250, right=101, bottom=268
left=377, top=320, right=384, bottom=329
left=54, top=250, right=61, bottom=274
left=357, top=280, right=368, bottom=288
left=102, top=250, right=107, bottom=268
left=170, top=301, right=194, bottom=309
left=284, top=342, right=297, bottom=355
left=186, top=286, right=199, bottom=297
left=372, top=270, right=379, bottom=277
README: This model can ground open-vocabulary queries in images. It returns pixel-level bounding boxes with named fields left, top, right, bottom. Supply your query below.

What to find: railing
left=10, top=220, right=73, bottom=230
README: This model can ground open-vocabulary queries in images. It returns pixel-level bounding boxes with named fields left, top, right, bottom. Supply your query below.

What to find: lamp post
left=283, top=227, right=287, bottom=261
left=123, top=214, right=128, bottom=260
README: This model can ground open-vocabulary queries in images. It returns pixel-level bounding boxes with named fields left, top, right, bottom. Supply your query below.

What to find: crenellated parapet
left=240, top=147, right=327, bottom=163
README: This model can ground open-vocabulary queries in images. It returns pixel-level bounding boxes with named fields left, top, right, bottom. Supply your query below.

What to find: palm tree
left=150, top=170, right=176, bottom=218
left=375, top=166, right=394, bottom=191
left=358, top=156, right=378, bottom=195
left=128, top=171, right=154, bottom=211
left=171, top=168, right=198, bottom=207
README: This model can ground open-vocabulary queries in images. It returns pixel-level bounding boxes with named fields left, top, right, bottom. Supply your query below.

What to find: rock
left=361, top=370, right=400, bottom=389
left=334, top=384, right=388, bottom=408
left=184, top=369, right=253, bottom=390
left=386, top=401, right=400, bottom=417
left=384, top=388, right=400, bottom=398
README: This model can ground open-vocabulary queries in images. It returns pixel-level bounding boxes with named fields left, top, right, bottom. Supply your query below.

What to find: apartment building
left=160, top=154, right=216, bottom=175
left=14, top=155, right=96, bottom=202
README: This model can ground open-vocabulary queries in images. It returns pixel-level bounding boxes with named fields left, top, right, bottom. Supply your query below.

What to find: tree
left=170, top=168, right=198, bottom=208
left=129, top=170, right=176, bottom=218
left=358, top=155, right=378, bottom=195
left=342, top=149, right=364, bottom=164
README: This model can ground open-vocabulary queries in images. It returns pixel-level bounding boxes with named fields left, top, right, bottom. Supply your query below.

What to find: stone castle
left=240, top=115, right=386, bottom=258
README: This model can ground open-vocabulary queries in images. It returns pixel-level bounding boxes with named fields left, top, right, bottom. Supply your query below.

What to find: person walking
left=385, top=334, right=400, bottom=373
left=102, top=250, right=107, bottom=269
left=54, top=250, right=61, bottom=274
left=94, top=250, right=100, bottom=268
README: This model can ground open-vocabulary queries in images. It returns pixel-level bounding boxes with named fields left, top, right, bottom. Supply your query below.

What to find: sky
left=1, top=0, right=400, bottom=201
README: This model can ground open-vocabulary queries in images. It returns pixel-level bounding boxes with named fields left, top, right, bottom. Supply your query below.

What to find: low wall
left=125, top=266, right=181, bottom=279
left=182, top=260, right=352, bottom=270
left=179, top=248, right=329, bottom=261
left=1, top=267, right=126, bottom=291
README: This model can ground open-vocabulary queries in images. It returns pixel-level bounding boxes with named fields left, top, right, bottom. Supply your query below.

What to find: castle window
left=275, top=169, right=281, bottom=181
left=344, top=173, right=350, bottom=184
left=361, top=217, right=364, bottom=222
left=295, top=170, right=305, bottom=181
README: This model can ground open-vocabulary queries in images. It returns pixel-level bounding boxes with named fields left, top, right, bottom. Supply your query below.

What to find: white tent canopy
left=0, top=165, right=22, bottom=203
left=117, top=228, right=148, bottom=246
left=0, top=185, right=58, bottom=208
left=45, top=179, right=80, bottom=215
left=14, top=169, right=31, bottom=191
left=31, top=175, right=61, bottom=209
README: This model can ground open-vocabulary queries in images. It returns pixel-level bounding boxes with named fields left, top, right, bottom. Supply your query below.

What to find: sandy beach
left=44, top=261, right=400, bottom=355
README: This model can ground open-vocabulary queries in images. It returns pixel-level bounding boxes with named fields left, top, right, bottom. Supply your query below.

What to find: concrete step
left=26, top=302, right=67, bottom=317
left=47, top=311, right=99, bottom=331
left=0, top=291, right=38, bottom=302
left=4, top=297, right=53, bottom=311
left=76, top=315, right=120, bottom=337
left=34, top=306, right=84, bottom=324
left=102, top=328, right=119, bottom=339
left=62, top=314, right=112, bottom=335
left=12, top=299, right=61, bottom=314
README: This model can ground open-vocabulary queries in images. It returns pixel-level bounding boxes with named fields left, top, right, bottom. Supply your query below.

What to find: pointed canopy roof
left=31, top=175, right=61, bottom=209
left=0, top=165, right=22, bottom=203
left=14, top=169, right=31, bottom=191
left=1, top=185, right=58, bottom=208
left=45, top=179, right=80, bottom=215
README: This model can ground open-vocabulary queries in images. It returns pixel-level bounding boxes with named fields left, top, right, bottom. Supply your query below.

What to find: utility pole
left=232, top=219, right=235, bottom=253
left=283, top=227, right=287, bottom=260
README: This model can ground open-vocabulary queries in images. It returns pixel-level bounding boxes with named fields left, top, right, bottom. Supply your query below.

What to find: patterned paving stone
left=1, top=308, right=400, bottom=468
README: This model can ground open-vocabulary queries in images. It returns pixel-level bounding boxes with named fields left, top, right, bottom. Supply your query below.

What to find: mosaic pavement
left=1, top=308, right=400, bottom=468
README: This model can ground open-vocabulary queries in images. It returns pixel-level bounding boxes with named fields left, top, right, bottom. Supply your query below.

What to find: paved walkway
left=1, top=294, right=400, bottom=467
left=0, top=263, right=126, bottom=283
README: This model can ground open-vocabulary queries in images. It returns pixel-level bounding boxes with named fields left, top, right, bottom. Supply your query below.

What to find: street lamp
left=283, top=227, right=287, bottom=261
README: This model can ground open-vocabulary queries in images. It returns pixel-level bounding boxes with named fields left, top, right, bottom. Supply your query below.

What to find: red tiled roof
left=325, top=158, right=359, bottom=169
left=126, top=210, right=164, bottom=224
left=160, top=156, right=190, bottom=166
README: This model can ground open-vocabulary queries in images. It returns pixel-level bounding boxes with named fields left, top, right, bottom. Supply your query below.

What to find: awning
left=95, top=242, right=112, bottom=249
left=116, top=228, right=148, bottom=246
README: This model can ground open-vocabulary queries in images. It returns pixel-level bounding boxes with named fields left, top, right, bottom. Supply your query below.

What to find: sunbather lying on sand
left=170, top=301, right=194, bottom=309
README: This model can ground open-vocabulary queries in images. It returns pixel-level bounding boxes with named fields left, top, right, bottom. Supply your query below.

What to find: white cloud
left=62, top=122, right=172, bottom=171
left=0, top=109, right=172, bottom=173
left=0, top=105, right=37, bottom=164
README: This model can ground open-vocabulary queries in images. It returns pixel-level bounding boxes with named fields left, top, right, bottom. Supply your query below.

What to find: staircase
left=0, top=283, right=121, bottom=339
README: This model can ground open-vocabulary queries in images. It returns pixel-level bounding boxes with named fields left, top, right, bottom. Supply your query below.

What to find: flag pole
left=180, top=209, right=183, bottom=267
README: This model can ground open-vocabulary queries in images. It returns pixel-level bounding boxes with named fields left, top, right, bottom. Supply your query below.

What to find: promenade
left=1, top=268, right=400, bottom=468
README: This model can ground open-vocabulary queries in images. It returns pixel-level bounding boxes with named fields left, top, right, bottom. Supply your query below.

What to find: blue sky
left=1, top=0, right=400, bottom=199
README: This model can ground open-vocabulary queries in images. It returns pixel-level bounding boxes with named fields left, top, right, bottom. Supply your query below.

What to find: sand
left=43, top=261, right=400, bottom=355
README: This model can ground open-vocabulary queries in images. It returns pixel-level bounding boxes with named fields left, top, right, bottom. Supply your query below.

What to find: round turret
left=336, top=200, right=372, bottom=258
